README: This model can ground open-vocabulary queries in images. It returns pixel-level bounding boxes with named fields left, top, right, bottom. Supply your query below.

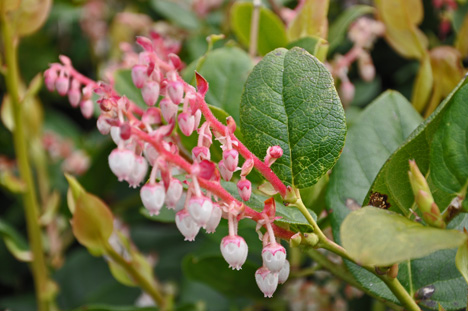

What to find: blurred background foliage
left=0, top=0, right=467, bottom=310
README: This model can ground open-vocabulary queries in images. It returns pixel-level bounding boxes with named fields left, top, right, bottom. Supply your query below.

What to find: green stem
left=104, top=243, right=166, bottom=309
left=294, top=197, right=420, bottom=311
left=1, top=15, right=52, bottom=311
left=249, top=0, right=261, bottom=58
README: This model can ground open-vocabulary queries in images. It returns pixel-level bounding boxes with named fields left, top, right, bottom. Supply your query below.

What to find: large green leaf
left=183, top=46, right=253, bottom=123
left=230, top=2, right=288, bottom=56
left=150, top=0, right=200, bottom=30
left=240, top=47, right=346, bottom=189
left=341, top=207, right=466, bottom=266
left=326, top=91, right=422, bottom=304
left=364, top=77, right=468, bottom=216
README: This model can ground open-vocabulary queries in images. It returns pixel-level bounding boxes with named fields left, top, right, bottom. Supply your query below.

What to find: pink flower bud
left=241, top=158, right=254, bottom=176
left=237, top=179, right=251, bottom=201
left=175, top=209, right=200, bottom=241
left=192, top=146, right=210, bottom=162
left=142, top=107, right=162, bottom=125
left=97, top=116, right=111, bottom=135
left=109, top=148, right=136, bottom=181
left=140, top=182, right=165, bottom=216
left=187, top=196, right=214, bottom=228
left=132, top=65, right=147, bottom=89
left=160, top=98, right=178, bottom=123
left=141, top=81, right=160, bottom=106
left=223, top=149, right=239, bottom=172
left=218, top=160, right=233, bottom=181
left=119, top=123, right=132, bottom=141
left=56, top=75, right=70, bottom=96
left=358, top=52, right=375, bottom=82
left=205, top=203, right=222, bottom=233
left=178, top=112, right=195, bottom=136
left=193, top=109, right=202, bottom=130
left=143, top=143, right=159, bottom=165
left=339, top=80, right=355, bottom=107
left=278, top=260, right=290, bottom=284
left=165, top=179, right=183, bottom=209
left=68, top=85, right=81, bottom=108
left=127, top=155, right=148, bottom=188
left=44, top=69, right=57, bottom=92
left=255, top=266, right=278, bottom=298
left=80, top=100, right=94, bottom=119
left=267, top=145, right=283, bottom=159
left=220, top=235, right=248, bottom=270
left=262, top=243, right=286, bottom=273
left=167, top=80, right=184, bottom=105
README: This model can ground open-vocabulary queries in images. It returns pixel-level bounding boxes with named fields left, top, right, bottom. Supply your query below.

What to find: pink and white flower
left=220, top=235, right=248, bottom=270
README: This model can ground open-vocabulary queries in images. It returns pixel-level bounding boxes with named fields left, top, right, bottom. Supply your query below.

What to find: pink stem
left=131, top=128, right=293, bottom=239
left=195, top=95, right=288, bottom=197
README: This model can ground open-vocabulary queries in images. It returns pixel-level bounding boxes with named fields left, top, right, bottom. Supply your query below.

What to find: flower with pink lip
left=140, top=182, right=165, bottom=216
left=218, top=160, right=233, bottom=181
left=223, top=149, right=239, bottom=172
left=165, top=178, right=183, bottom=209
left=192, top=146, right=211, bottom=162
left=255, top=266, right=278, bottom=298
left=160, top=98, right=178, bottom=123
left=175, top=209, right=200, bottom=241
left=237, top=178, right=251, bottom=201
left=141, top=81, right=160, bottom=106
left=220, top=235, right=248, bottom=270
left=68, top=80, right=81, bottom=107
left=187, top=196, right=214, bottom=228
left=278, top=259, right=290, bottom=284
left=167, top=80, right=184, bottom=105
left=205, top=203, right=222, bottom=233
left=80, top=99, right=94, bottom=119
left=44, top=68, right=57, bottom=92
left=97, top=116, right=111, bottom=135
left=132, top=65, right=148, bottom=88
left=108, top=148, right=136, bottom=182
left=127, top=155, right=148, bottom=188
left=178, top=112, right=195, bottom=136
left=262, top=243, right=287, bottom=273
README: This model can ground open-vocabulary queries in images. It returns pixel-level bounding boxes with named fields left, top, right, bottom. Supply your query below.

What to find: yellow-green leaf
left=456, top=238, right=468, bottom=285
left=375, top=0, right=427, bottom=60
left=287, top=0, right=329, bottom=41
left=455, top=13, right=468, bottom=58
left=10, top=0, right=52, bottom=37
left=411, top=54, right=433, bottom=113
left=341, top=207, right=467, bottom=266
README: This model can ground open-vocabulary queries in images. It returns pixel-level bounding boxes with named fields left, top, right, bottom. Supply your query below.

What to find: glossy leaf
left=0, top=219, right=32, bottom=262
left=230, top=2, right=288, bottom=56
left=183, top=46, right=253, bottom=123
left=365, top=77, right=468, bottom=217
left=328, top=5, right=375, bottom=53
left=375, top=0, right=427, bottom=59
left=326, top=91, right=422, bottom=304
left=341, top=207, right=466, bottom=266
left=287, top=0, right=329, bottom=41
left=456, top=237, right=468, bottom=285
left=240, top=47, right=346, bottom=189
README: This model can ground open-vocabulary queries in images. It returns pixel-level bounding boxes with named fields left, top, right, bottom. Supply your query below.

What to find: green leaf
left=0, top=219, right=32, bottom=262
left=183, top=255, right=263, bottom=299
left=230, top=2, right=288, bottom=56
left=286, top=36, right=329, bottom=62
left=326, top=91, right=422, bottom=304
left=328, top=5, right=375, bottom=53
left=140, top=207, right=177, bottom=223
left=72, top=305, right=157, bottom=311
left=287, top=0, right=329, bottom=41
left=240, top=47, right=346, bottom=189
left=114, top=69, right=146, bottom=108
left=183, top=46, right=253, bottom=124
left=364, top=77, right=468, bottom=217
left=456, top=238, right=468, bottom=285
left=66, top=176, right=114, bottom=256
left=150, top=0, right=200, bottom=30
left=341, top=207, right=466, bottom=266
left=220, top=180, right=316, bottom=233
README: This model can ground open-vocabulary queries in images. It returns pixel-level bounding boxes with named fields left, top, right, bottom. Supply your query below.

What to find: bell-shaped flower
left=278, top=259, right=290, bottom=284
left=132, top=65, right=147, bottom=89
left=237, top=179, right=252, bottom=201
left=165, top=179, right=183, bottom=209
left=140, top=182, right=165, bottom=216
left=56, top=75, right=70, bottom=96
left=160, top=98, right=178, bottom=123
left=205, top=203, right=222, bottom=234
left=108, top=148, right=136, bottom=181
left=175, top=209, right=200, bottom=241
left=127, top=155, right=148, bottom=188
left=80, top=99, right=94, bottom=119
left=192, top=146, right=211, bottom=162
left=223, top=149, right=239, bottom=172
left=187, top=196, right=213, bottom=228
left=97, top=116, right=111, bottom=135
left=262, top=243, right=287, bottom=273
left=255, top=266, right=278, bottom=298
left=220, top=235, right=248, bottom=270
left=167, top=80, right=184, bottom=105
left=218, top=160, right=233, bottom=181
left=141, top=81, right=160, bottom=106
left=178, top=112, right=195, bottom=136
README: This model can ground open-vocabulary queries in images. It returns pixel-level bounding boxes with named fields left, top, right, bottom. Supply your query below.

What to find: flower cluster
left=45, top=33, right=294, bottom=297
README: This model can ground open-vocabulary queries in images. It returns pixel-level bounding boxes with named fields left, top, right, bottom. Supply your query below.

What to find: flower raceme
left=45, top=33, right=292, bottom=297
